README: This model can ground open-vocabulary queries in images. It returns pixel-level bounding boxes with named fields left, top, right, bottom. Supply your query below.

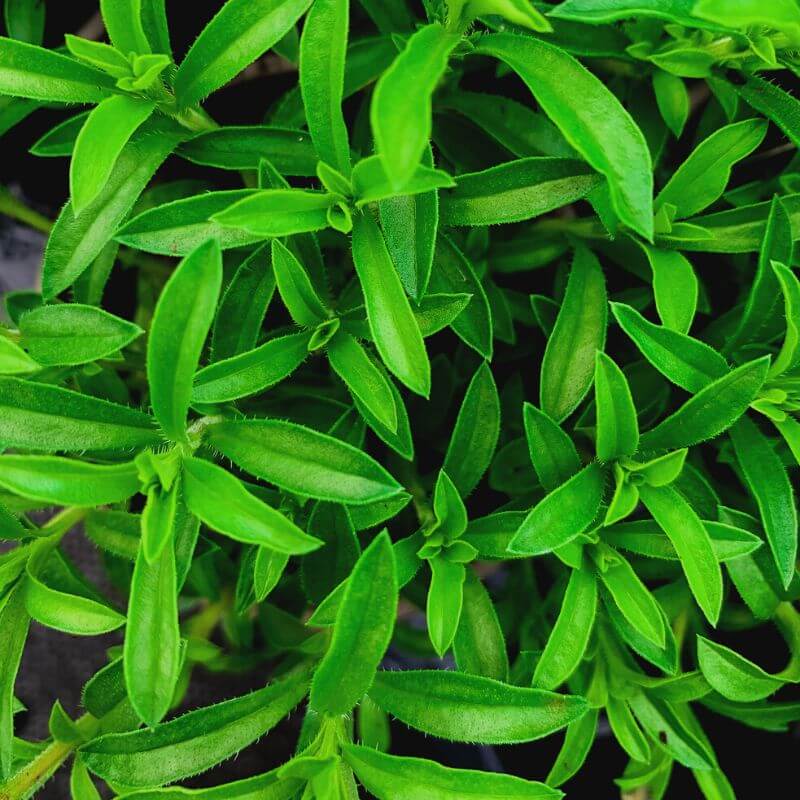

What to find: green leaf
left=271, top=239, right=329, bottom=326
left=353, top=152, right=453, bottom=206
left=442, top=361, right=500, bottom=497
left=735, top=74, right=800, bottom=149
left=546, top=707, right=598, bottom=787
left=653, top=70, right=689, bottom=138
left=351, top=209, right=430, bottom=396
left=0, top=581, right=29, bottom=778
left=342, top=744, right=561, bottom=800
left=19, top=302, right=143, bottom=366
left=697, top=637, right=783, bottom=703
left=729, top=415, right=797, bottom=589
left=299, top=0, right=350, bottom=175
left=509, top=463, right=604, bottom=556
left=211, top=189, right=334, bottom=237
left=594, top=351, right=639, bottom=462
left=147, top=238, right=222, bottom=443
left=476, top=33, right=653, bottom=239
left=0, top=336, right=39, bottom=375
left=82, top=662, right=313, bottom=786
left=0, top=456, right=138, bottom=506
left=440, top=157, right=600, bottom=226
left=606, top=695, right=650, bottom=764
left=174, top=0, right=313, bottom=106
left=638, top=483, right=723, bottom=625
left=0, top=377, right=160, bottom=452
left=140, top=482, right=179, bottom=563
left=368, top=669, right=587, bottom=744
left=522, top=403, right=581, bottom=492
left=328, top=331, right=398, bottom=432
left=207, top=418, right=404, bottom=504
left=540, top=247, right=607, bottom=422
left=193, top=330, right=311, bottom=404
left=70, top=756, right=102, bottom=800
left=182, top=456, right=322, bottom=554
left=124, top=538, right=181, bottom=726
left=639, top=356, right=770, bottom=451
left=656, top=119, right=767, bottom=219
left=770, top=261, right=800, bottom=377
left=533, top=566, right=597, bottom=691
left=310, top=531, right=397, bottom=714
left=100, top=0, right=151, bottom=54
left=610, top=302, right=729, bottom=393
left=71, top=95, right=156, bottom=215
left=4, top=0, right=45, bottom=45
left=592, top=543, right=666, bottom=647
left=426, top=556, right=465, bottom=657
left=640, top=245, right=698, bottom=334
left=43, top=120, right=182, bottom=299
left=453, top=569, right=509, bottom=682
left=0, top=36, right=114, bottom=102
left=371, top=23, right=460, bottom=188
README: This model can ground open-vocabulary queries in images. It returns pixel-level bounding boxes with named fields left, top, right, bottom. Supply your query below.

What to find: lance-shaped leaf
left=211, top=189, right=335, bottom=237
left=300, top=0, right=350, bottom=175
left=70, top=95, right=156, bottom=215
left=522, top=403, right=581, bottom=491
left=354, top=152, right=453, bottom=206
left=0, top=36, right=115, bottom=103
left=546, top=707, right=598, bottom=788
left=440, top=157, right=601, bottom=226
left=594, top=351, right=638, bottom=462
left=610, top=302, right=729, bottom=393
left=43, top=121, right=182, bottom=299
left=443, top=361, right=500, bottom=497
left=475, top=33, right=653, bottom=239
left=147, top=238, right=222, bottom=443
left=183, top=456, right=322, bottom=554
left=328, top=331, right=398, bottom=432
left=540, top=247, right=607, bottom=422
left=770, top=261, right=800, bottom=377
left=639, top=356, right=770, bottom=451
left=124, top=537, right=181, bottom=726
left=82, top=662, right=313, bottom=786
left=426, top=556, right=466, bottom=658
left=271, top=238, right=328, bottom=326
left=174, top=0, right=313, bottom=106
left=638, top=483, right=723, bottom=625
left=655, top=119, right=767, bottom=219
left=0, top=377, right=160, bottom=452
left=592, top=543, right=666, bottom=647
left=343, top=745, right=561, bottom=800
left=697, top=637, right=784, bottom=703
left=116, top=190, right=262, bottom=255
left=509, top=462, right=604, bottom=556
left=453, top=569, right=509, bottom=682
left=533, top=566, right=597, bottom=691
left=207, top=418, right=404, bottom=504
left=0, top=336, right=38, bottom=374
left=730, top=415, right=797, bottom=589
left=371, top=23, right=460, bottom=188
left=193, top=330, right=311, bottom=404
left=100, top=0, right=151, bottom=54
left=19, top=303, right=143, bottom=366
left=0, top=456, right=138, bottom=506
left=368, top=670, right=587, bottom=745
left=351, top=209, right=430, bottom=396
left=639, top=244, right=697, bottom=334
left=310, top=531, right=397, bottom=714
left=0, top=581, right=29, bottom=778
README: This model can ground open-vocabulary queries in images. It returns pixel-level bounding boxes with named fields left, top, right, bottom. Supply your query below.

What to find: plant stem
left=0, top=715, right=97, bottom=800
left=0, top=190, right=52, bottom=234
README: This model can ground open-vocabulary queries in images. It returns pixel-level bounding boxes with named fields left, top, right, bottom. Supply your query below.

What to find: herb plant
left=1, top=0, right=800, bottom=797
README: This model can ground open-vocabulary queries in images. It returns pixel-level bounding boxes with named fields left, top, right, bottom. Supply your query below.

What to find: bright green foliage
left=0, top=2, right=798, bottom=798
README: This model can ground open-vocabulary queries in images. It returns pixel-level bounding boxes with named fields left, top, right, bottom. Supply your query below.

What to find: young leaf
left=427, top=556, right=466, bottom=657
left=343, top=744, right=561, bottom=800
left=174, top=0, right=313, bottom=106
left=540, top=247, right=607, bottom=422
left=509, top=463, right=604, bottom=556
left=19, top=303, right=143, bottom=366
left=522, top=403, right=581, bottom=491
left=182, top=456, right=322, bottom=554
left=640, top=245, right=698, bottom=334
left=697, top=637, right=783, bottom=703
left=310, top=531, right=397, bottom=714
left=476, top=33, right=653, bottom=239
left=371, top=23, right=460, bottom=188
left=271, top=238, right=328, bottom=326
left=442, top=361, right=500, bottom=497
left=594, top=351, right=639, bottom=462
left=368, top=670, right=587, bottom=744
left=770, top=260, right=800, bottom=377
left=351, top=209, right=430, bottom=396
left=147, top=238, right=222, bottom=443
left=207, top=418, right=404, bottom=504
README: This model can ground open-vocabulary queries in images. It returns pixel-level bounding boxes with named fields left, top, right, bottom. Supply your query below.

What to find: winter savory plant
left=1, top=0, right=800, bottom=797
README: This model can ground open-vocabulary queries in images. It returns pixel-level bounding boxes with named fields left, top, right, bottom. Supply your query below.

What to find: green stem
left=0, top=715, right=97, bottom=800
left=39, top=507, right=88, bottom=538
left=0, top=190, right=52, bottom=235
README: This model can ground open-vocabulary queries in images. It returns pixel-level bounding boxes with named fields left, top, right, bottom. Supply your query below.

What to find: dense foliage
left=1, top=0, right=800, bottom=797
